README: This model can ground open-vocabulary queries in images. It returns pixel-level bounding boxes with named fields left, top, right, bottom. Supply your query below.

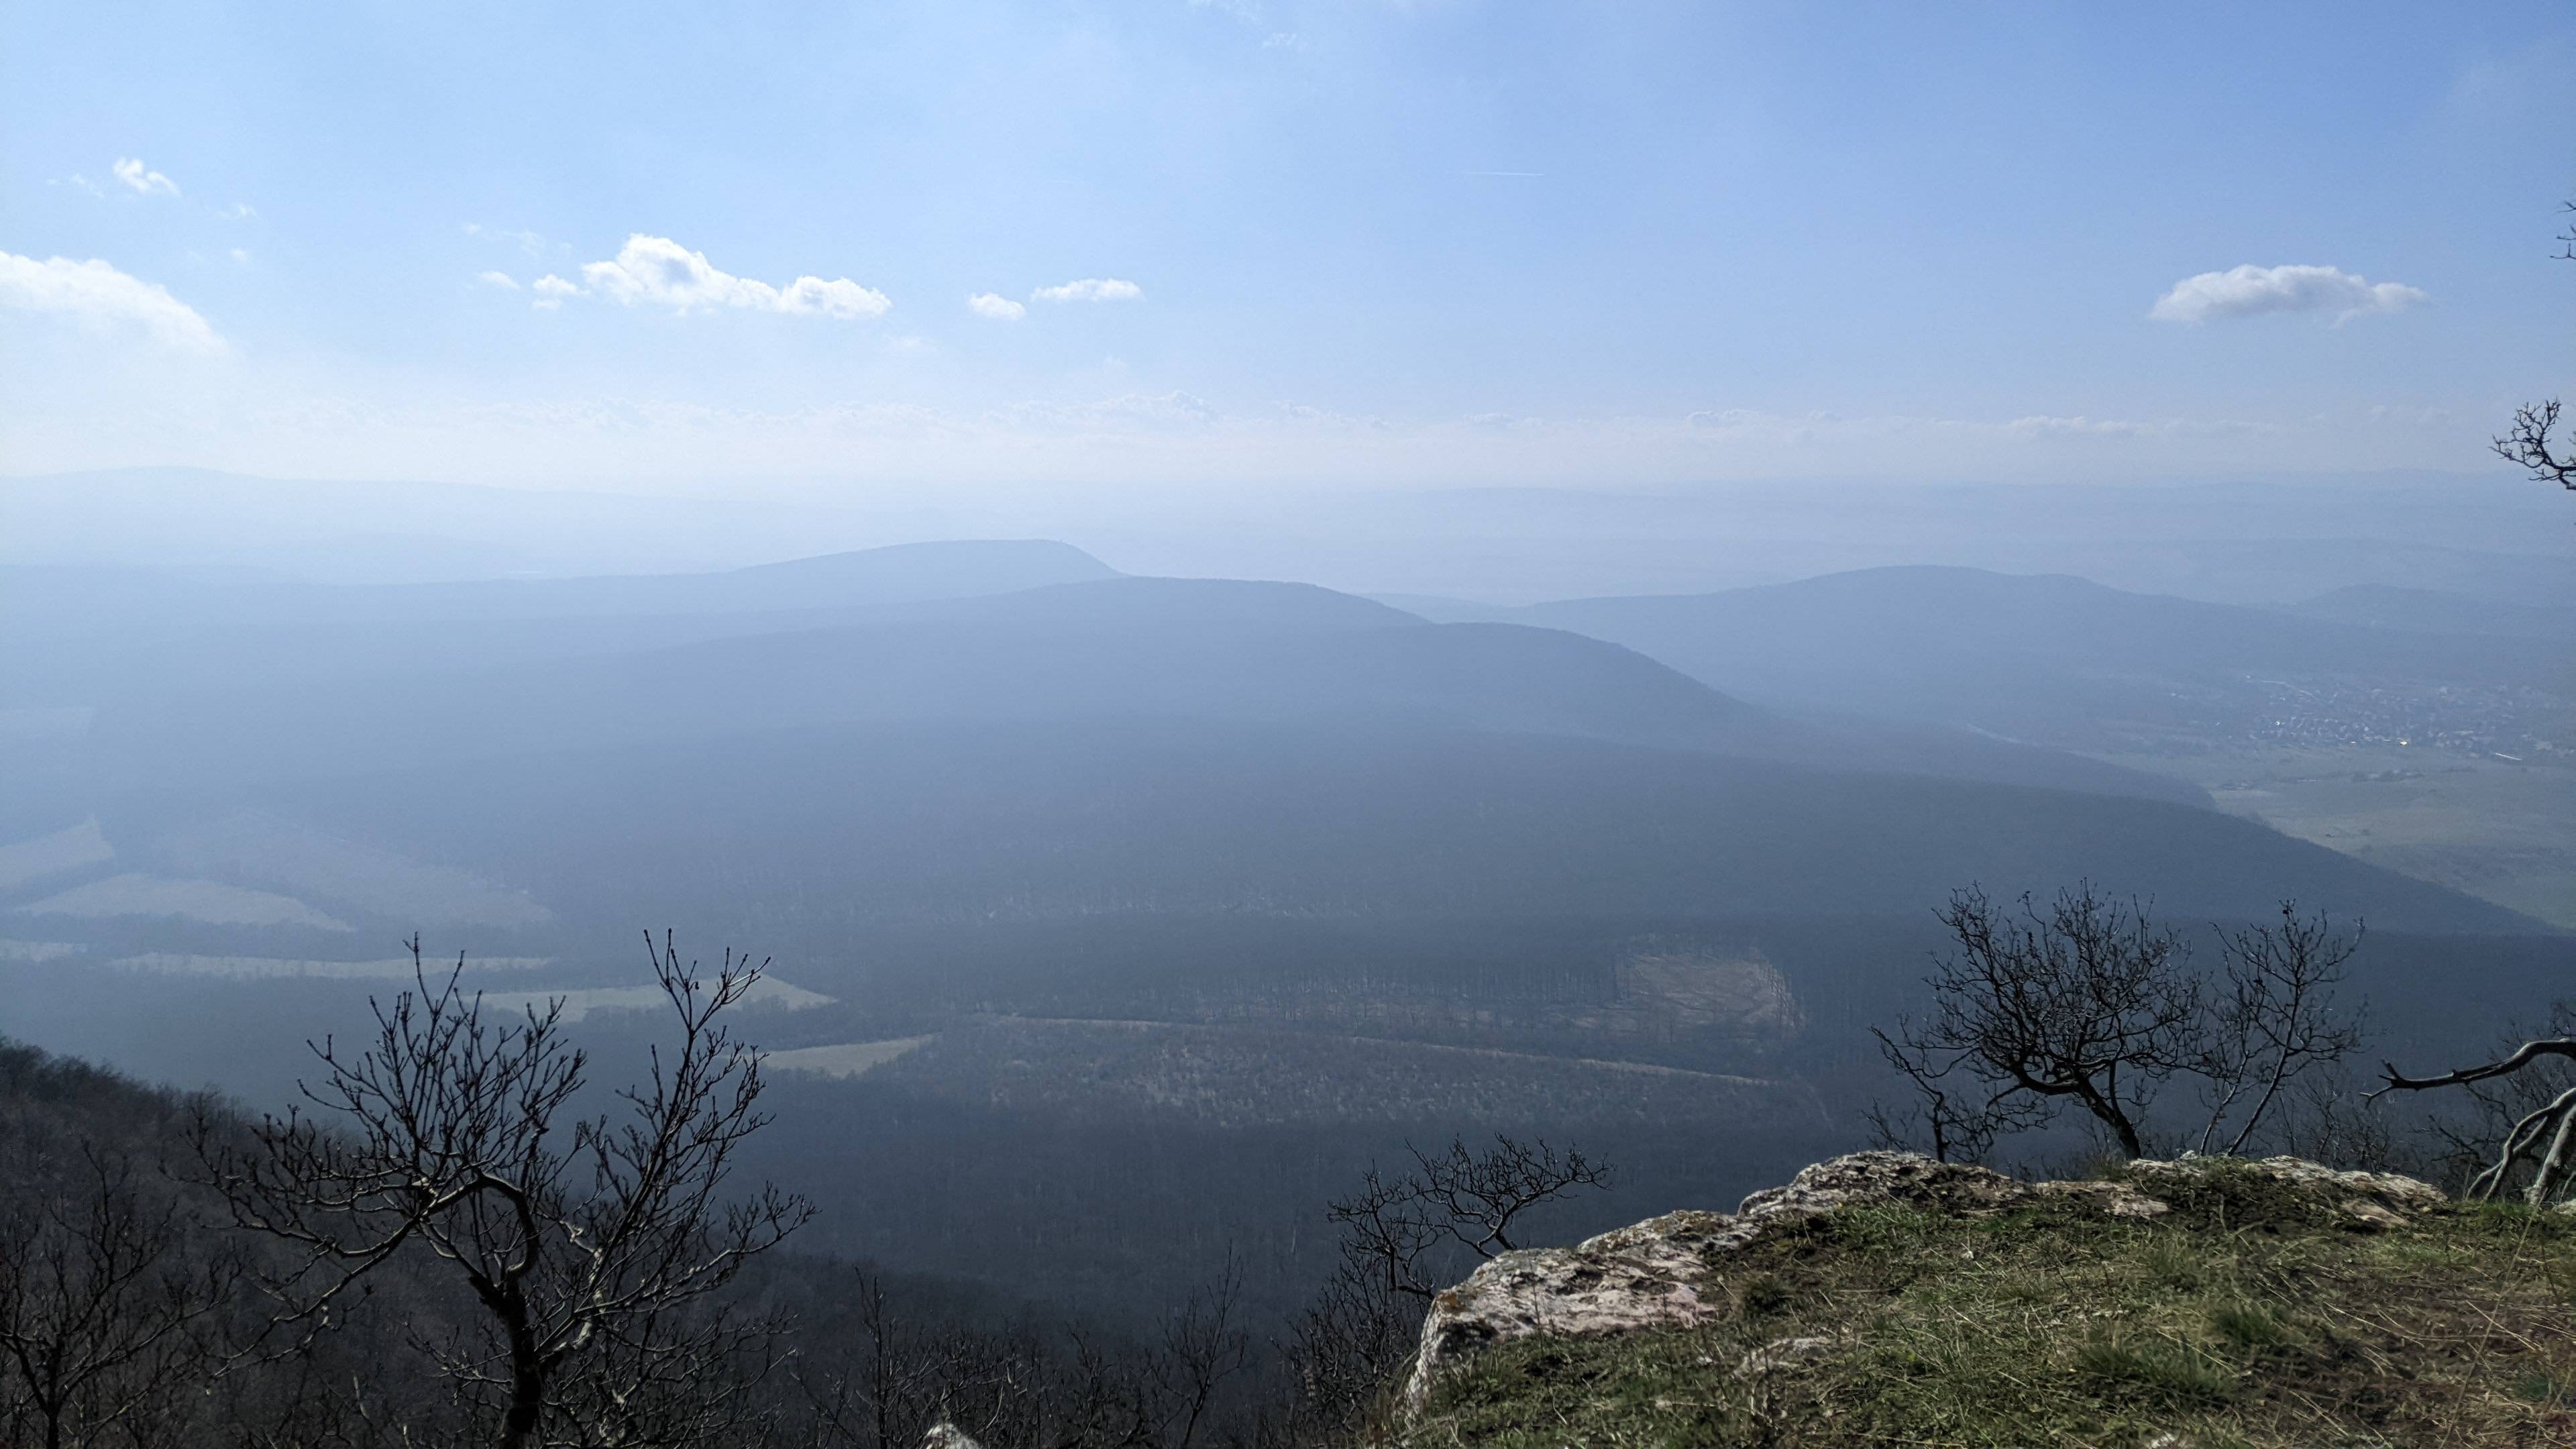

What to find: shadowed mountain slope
left=220, top=719, right=2530, bottom=936
left=38, top=572, right=2206, bottom=808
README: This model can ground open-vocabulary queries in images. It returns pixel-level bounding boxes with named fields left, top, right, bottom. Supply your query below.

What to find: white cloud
left=1032, top=277, right=1143, bottom=303
left=967, top=292, right=1026, bottom=321
left=228, top=249, right=252, bottom=266
left=476, top=270, right=521, bottom=290
left=2149, top=264, right=2426, bottom=325
left=577, top=234, right=890, bottom=319
left=219, top=202, right=258, bottom=221
left=0, top=251, right=221, bottom=351
left=111, top=157, right=180, bottom=197
left=50, top=174, right=108, bottom=199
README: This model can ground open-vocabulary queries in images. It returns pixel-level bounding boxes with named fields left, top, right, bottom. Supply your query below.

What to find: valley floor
left=2096, top=745, right=2576, bottom=930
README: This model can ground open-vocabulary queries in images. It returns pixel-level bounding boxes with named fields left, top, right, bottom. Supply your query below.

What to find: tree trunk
left=499, top=1297, right=545, bottom=1449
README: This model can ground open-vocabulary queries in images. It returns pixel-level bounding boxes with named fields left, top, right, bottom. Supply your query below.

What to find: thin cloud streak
left=111, top=157, right=180, bottom=197
left=1032, top=278, right=1142, bottom=303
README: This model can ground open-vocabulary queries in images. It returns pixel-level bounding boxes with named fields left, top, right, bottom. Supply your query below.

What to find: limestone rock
left=2033, top=1178, right=2172, bottom=1219
left=1404, top=1219, right=1731, bottom=1415
left=2124, top=1154, right=2447, bottom=1230
left=1405, top=1151, right=2015, bottom=1411
left=1733, top=1149, right=2027, bottom=1220
left=1401, top=1149, right=2449, bottom=1415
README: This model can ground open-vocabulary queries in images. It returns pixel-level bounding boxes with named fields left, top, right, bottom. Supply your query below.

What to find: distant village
left=2124, top=676, right=2569, bottom=761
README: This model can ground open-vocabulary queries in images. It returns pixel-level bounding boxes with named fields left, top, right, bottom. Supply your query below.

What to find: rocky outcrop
left=1401, top=1150, right=2445, bottom=1413
left=2124, top=1155, right=2447, bottom=1229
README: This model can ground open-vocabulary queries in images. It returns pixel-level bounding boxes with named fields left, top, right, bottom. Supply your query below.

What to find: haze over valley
left=5, top=3, right=2574, bottom=1444
left=6, top=465, right=2572, bottom=1326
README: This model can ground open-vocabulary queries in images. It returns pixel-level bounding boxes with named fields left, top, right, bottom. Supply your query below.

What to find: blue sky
left=3, top=1, right=2570, bottom=490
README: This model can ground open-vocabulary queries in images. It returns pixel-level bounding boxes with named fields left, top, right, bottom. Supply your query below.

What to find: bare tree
left=1876, top=887, right=2365, bottom=1164
left=1325, top=1136, right=1612, bottom=1303
left=192, top=931, right=812, bottom=1449
left=1875, top=884, right=2204, bottom=1161
left=1270, top=1258, right=1411, bottom=1446
left=796, top=1271, right=950, bottom=1449
left=0, top=1144, right=241, bottom=1449
left=2491, top=200, right=2576, bottom=492
left=1148, top=1256, right=1250, bottom=1449
left=788, top=1260, right=1248, bottom=1449
left=2192, top=904, right=2368, bottom=1156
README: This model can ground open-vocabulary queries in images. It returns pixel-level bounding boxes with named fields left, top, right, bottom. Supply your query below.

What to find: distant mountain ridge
left=0, top=537, right=1118, bottom=625
left=19, top=565, right=2202, bottom=808
left=1416, top=564, right=2563, bottom=748
left=2286, top=583, right=2576, bottom=641
left=7, top=550, right=2541, bottom=997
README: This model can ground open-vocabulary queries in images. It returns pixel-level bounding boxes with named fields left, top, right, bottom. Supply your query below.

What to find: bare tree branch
left=2195, top=904, right=2367, bottom=1156
left=0, top=1144, right=241, bottom=1449
left=1878, top=883, right=2203, bottom=1161
left=1875, top=886, right=2363, bottom=1165
left=2493, top=200, right=2576, bottom=492
left=2377, top=1034, right=2576, bottom=1204
left=2495, top=399, right=2576, bottom=492
left=1324, top=1135, right=1610, bottom=1302
left=191, top=930, right=812, bottom=1448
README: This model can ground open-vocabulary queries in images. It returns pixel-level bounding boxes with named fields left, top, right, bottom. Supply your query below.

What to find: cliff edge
left=1399, top=1151, right=2573, bottom=1448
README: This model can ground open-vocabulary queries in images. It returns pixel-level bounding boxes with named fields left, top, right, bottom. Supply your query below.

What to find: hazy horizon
left=7, top=3, right=2573, bottom=492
